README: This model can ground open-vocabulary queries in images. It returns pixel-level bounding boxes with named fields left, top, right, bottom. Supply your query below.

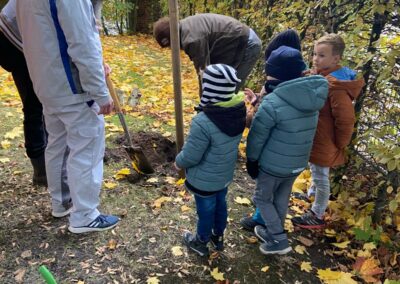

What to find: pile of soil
left=104, top=131, right=177, bottom=182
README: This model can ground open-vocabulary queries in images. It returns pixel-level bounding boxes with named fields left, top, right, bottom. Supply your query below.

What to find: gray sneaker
left=254, top=225, right=273, bottom=243
left=182, top=231, right=209, bottom=257
left=259, top=233, right=292, bottom=255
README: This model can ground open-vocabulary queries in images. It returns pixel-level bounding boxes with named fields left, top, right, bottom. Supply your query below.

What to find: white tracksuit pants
left=43, top=102, right=104, bottom=227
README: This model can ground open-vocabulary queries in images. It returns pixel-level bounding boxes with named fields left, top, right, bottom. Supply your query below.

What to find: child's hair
left=315, top=33, right=345, bottom=57
left=153, top=17, right=171, bottom=47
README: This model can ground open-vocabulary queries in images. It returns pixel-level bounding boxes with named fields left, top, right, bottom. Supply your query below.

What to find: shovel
left=105, top=75, right=154, bottom=174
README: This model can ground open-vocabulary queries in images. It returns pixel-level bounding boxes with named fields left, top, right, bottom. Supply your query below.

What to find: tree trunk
left=127, top=0, right=138, bottom=34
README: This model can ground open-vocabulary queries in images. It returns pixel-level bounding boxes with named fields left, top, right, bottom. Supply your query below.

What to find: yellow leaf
left=317, top=269, right=357, bottom=284
left=146, top=177, right=158, bottom=183
left=353, top=257, right=384, bottom=283
left=181, top=205, right=191, bottom=212
left=171, top=246, right=183, bottom=256
left=246, top=236, right=258, bottom=244
left=5, top=127, right=23, bottom=139
left=104, top=182, right=117, bottom=189
left=107, top=239, right=117, bottom=250
left=146, top=276, right=160, bottom=284
left=162, top=131, right=172, bottom=137
left=261, top=265, right=270, bottom=272
left=300, top=261, right=312, bottom=272
left=210, top=267, right=224, bottom=281
left=0, top=158, right=10, bottom=163
left=294, top=245, right=307, bottom=255
left=325, top=229, right=336, bottom=237
left=77, top=281, right=84, bottom=284
left=176, top=178, right=185, bottom=186
left=152, top=197, right=172, bottom=209
left=13, top=171, right=23, bottom=175
left=363, top=242, right=376, bottom=251
left=332, top=241, right=351, bottom=249
left=234, top=196, right=251, bottom=205
left=1, top=140, right=11, bottom=149
left=115, top=168, right=130, bottom=179
left=131, top=161, right=144, bottom=174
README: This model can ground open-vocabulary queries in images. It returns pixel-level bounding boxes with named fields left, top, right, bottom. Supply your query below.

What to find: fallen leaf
left=115, top=168, right=130, bottom=179
left=234, top=196, right=251, bottom=206
left=261, top=265, right=270, bottom=272
left=146, top=177, right=159, bottom=183
left=77, top=281, right=84, bottom=284
left=4, top=127, right=23, bottom=139
left=181, top=205, right=191, bottom=212
left=14, top=268, right=26, bottom=283
left=21, top=250, right=32, bottom=259
left=176, top=178, right=185, bottom=186
left=210, top=267, right=224, bottom=281
left=317, top=269, right=357, bottom=284
left=363, top=242, right=376, bottom=251
left=353, top=257, right=384, bottom=283
left=147, top=276, right=160, bottom=284
left=104, top=181, right=117, bottom=189
left=294, top=245, right=307, bottom=255
left=298, top=236, right=314, bottom=247
left=171, top=246, right=183, bottom=256
left=246, top=236, right=258, bottom=244
left=0, top=158, right=10, bottom=163
left=1, top=140, right=11, bottom=149
left=332, top=241, right=351, bottom=249
left=165, top=176, right=176, bottom=184
left=152, top=197, right=172, bottom=209
left=107, top=239, right=117, bottom=250
left=300, top=261, right=312, bottom=272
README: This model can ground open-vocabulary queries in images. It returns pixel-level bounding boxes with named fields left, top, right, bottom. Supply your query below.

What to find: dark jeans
left=194, top=187, right=228, bottom=242
left=0, top=31, right=47, bottom=158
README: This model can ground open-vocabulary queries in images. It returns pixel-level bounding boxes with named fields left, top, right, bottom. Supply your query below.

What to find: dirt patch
left=104, top=131, right=177, bottom=181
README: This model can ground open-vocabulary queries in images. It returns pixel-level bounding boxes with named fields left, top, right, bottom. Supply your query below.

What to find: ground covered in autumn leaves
left=0, top=35, right=399, bottom=284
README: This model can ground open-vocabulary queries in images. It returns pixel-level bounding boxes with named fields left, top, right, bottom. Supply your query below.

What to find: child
left=246, top=46, right=328, bottom=254
left=16, top=0, right=120, bottom=233
left=291, top=33, right=364, bottom=229
left=175, top=64, right=246, bottom=256
left=241, top=29, right=304, bottom=231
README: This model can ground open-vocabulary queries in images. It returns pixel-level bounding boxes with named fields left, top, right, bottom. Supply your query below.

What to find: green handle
left=39, top=265, right=57, bottom=284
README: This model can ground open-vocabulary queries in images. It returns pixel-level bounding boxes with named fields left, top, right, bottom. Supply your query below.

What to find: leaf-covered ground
left=0, top=35, right=399, bottom=284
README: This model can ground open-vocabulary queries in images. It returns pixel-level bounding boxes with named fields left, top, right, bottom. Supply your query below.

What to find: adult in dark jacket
left=154, top=13, right=262, bottom=92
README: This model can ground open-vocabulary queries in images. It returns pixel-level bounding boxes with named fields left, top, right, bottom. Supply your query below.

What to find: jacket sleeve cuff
left=92, top=93, right=111, bottom=106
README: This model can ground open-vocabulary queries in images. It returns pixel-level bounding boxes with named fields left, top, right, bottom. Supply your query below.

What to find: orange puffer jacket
left=309, top=66, right=364, bottom=167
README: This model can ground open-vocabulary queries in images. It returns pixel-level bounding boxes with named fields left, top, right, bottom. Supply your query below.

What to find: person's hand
left=244, top=88, right=259, bottom=106
left=103, top=63, right=112, bottom=76
left=246, top=159, right=259, bottom=179
left=98, top=98, right=114, bottom=115
left=174, top=162, right=182, bottom=171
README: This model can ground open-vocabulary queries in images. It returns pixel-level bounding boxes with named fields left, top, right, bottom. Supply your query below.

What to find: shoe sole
left=254, top=227, right=268, bottom=243
left=52, top=207, right=73, bottom=218
left=293, top=223, right=325, bottom=230
left=260, top=245, right=292, bottom=255
left=68, top=222, right=119, bottom=234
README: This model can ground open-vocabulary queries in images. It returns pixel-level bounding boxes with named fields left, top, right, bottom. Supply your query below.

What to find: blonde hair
left=315, top=33, right=345, bottom=57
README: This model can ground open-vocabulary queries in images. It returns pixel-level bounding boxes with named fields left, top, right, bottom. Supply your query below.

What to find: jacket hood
left=319, top=66, right=365, bottom=101
left=272, top=75, right=328, bottom=112
left=326, top=75, right=365, bottom=101
left=203, top=101, right=246, bottom=137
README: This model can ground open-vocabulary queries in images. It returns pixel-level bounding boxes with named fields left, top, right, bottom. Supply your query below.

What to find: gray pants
left=310, top=163, right=330, bottom=219
left=236, top=29, right=262, bottom=92
left=253, top=171, right=297, bottom=235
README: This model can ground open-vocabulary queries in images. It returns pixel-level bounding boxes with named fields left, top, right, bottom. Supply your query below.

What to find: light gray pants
left=310, top=163, right=330, bottom=219
left=253, top=171, right=297, bottom=235
left=44, top=102, right=104, bottom=227
left=236, top=29, right=262, bottom=92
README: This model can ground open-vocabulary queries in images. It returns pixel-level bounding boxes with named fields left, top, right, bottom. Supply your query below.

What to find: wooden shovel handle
left=105, top=75, right=122, bottom=113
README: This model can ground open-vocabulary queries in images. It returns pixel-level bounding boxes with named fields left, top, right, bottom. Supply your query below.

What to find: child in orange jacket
left=291, top=33, right=364, bottom=229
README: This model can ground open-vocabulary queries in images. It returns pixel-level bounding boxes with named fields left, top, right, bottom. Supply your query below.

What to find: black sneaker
left=240, top=217, right=265, bottom=231
left=183, top=231, right=209, bottom=257
left=254, top=225, right=273, bottom=243
left=210, top=232, right=224, bottom=251
left=291, top=211, right=326, bottom=229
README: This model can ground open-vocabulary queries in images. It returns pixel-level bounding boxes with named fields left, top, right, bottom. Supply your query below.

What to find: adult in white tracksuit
left=15, top=0, right=120, bottom=233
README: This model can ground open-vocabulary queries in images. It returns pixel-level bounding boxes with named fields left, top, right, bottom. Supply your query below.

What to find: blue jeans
left=194, top=188, right=228, bottom=242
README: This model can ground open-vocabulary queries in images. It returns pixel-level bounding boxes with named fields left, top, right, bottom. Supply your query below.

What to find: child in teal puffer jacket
left=175, top=64, right=246, bottom=257
left=246, top=46, right=328, bottom=255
